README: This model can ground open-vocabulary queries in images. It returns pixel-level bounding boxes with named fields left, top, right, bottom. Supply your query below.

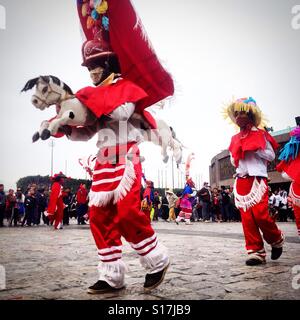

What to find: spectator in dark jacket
left=63, top=188, right=73, bottom=225
left=198, top=182, right=212, bottom=222
left=220, top=186, right=232, bottom=222
left=0, top=184, right=6, bottom=227
left=6, top=189, right=18, bottom=227
left=22, top=188, right=36, bottom=227
left=76, top=184, right=88, bottom=225
left=152, top=192, right=161, bottom=221
left=36, top=188, right=48, bottom=225
left=211, top=188, right=222, bottom=222
left=161, top=195, right=169, bottom=221
left=16, top=188, right=25, bottom=222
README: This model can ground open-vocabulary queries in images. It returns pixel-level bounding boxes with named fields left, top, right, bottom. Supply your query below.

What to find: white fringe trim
left=290, top=183, right=300, bottom=207
left=139, top=243, right=169, bottom=274
left=97, top=260, right=127, bottom=289
left=234, top=177, right=267, bottom=212
left=247, top=250, right=266, bottom=262
left=88, top=156, right=136, bottom=207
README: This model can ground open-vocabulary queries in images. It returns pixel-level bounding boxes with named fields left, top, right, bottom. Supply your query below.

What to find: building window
left=219, top=156, right=235, bottom=181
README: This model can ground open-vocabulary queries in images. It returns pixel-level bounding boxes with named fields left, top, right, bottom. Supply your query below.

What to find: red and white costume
left=277, top=153, right=300, bottom=237
left=70, top=79, right=170, bottom=288
left=67, top=0, right=174, bottom=288
left=229, top=127, right=284, bottom=262
left=46, top=177, right=65, bottom=230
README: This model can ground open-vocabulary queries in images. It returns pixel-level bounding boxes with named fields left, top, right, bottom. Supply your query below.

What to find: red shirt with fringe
left=229, top=128, right=279, bottom=167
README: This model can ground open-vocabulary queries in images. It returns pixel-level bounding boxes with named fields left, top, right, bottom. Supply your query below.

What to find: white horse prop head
left=21, top=75, right=97, bottom=142
left=21, top=75, right=73, bottom=110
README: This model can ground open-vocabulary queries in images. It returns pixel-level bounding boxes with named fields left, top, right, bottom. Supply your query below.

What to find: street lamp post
left=49, top=139, right=55, bottom=177
left=165, top=169, right=167, bottom=189
left=171, top=156, right=175, bottom=190
left=158, top=169, right=160, bottom=188
left=65, top=160, right=68, bottom=176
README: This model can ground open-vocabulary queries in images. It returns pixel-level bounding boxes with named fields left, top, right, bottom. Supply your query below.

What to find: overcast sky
left=0, top=0, right=299, bottom=190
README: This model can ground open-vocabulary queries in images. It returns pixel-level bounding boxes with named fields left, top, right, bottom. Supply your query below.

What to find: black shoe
left=271, top=247, right=283, bottom=260
left=245, top=258, right=266, bottom=266
left=87, top=280, right=124, bottom=294
left=144, top=263, right=169, bottom=292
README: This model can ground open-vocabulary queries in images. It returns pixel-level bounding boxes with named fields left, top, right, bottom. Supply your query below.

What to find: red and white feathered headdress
left=77, top=0, right=174, bottom=111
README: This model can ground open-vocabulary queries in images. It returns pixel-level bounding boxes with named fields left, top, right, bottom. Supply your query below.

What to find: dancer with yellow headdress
left=224, top=97, right=284, bottom=266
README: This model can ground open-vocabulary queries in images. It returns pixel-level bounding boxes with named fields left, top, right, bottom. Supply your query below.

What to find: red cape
left=229, top=128, right=279, bottom=167
left=75, top=78, right=157, bottom=129
left=276, top=155, right=300, bottom=184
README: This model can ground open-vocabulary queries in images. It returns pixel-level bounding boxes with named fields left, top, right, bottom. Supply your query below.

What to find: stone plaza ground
left=0, top=220, right=300, bottom=300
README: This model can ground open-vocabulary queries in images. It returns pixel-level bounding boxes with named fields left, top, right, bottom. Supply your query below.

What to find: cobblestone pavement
left=0, top=220, right=299, bottom=300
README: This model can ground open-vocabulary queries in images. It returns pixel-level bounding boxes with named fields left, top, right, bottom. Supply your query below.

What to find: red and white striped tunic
left=89, top=143, right=139, bottom=207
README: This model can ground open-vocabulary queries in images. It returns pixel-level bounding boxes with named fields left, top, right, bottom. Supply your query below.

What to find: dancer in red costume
left=225, top=97, right=284, bottom=266
left=63, top=0, right=173, bottom=294
left=277, top=118, right=300, bottom=238
left=45, top=172, right=66, bottom=230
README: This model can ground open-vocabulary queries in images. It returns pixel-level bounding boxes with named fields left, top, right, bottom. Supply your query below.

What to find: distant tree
left=16, top=175, right=91, bottom=194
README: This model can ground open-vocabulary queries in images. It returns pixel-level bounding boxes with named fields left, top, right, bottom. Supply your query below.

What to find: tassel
left=234, top=178, right=267, bottom=211
left=278, top=136, right=300, bottom=162
left=290, top=183, right=300, bottom=207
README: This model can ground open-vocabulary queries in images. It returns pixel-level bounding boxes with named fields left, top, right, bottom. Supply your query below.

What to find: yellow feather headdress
left=222, top=97, right=267, bottom=129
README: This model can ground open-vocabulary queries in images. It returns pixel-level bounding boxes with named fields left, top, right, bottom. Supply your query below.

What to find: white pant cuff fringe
left=139, top=243, right=169, bottom=274
left=98, top=259, right=127, bottom=289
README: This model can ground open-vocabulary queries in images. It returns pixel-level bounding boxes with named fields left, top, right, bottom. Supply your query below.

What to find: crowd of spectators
left=268, top=187, right=294, bottom=222
left=144, top=183, right=297, bottom=225
left=0, top=181, right=296, bottom=228
left=148, top=183, right=241, bottom=223
left=0, top=183, right=89, bottom=228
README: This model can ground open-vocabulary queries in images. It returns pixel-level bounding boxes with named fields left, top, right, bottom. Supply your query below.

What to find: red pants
left=294, top=205, right=300, bottom=236
left=52, top=204, right=64, bottom=229
left=88, top=146, right=169, bottom=288
left=290, top=181, right=300, bottom=236
left=89, top=161, right=158, bottom=262
left=236, top=177, right=282, bottom=253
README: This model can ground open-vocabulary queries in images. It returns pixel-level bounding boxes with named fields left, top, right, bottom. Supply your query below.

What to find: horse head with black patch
left=21, top=75, right=74, bottom=110
left=21, top=75, right=97, bottom=142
